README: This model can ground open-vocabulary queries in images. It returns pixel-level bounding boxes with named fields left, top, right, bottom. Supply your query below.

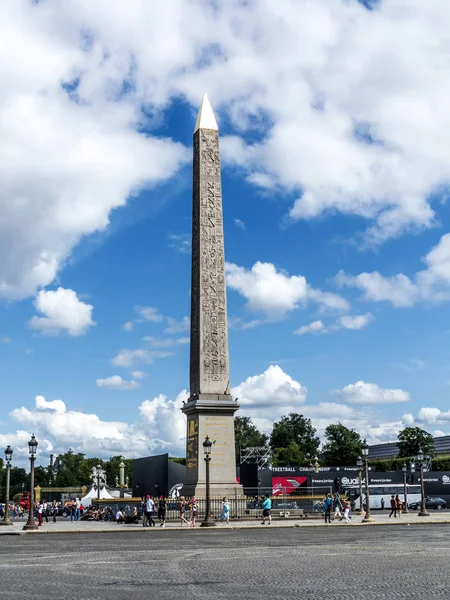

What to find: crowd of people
left=322, top=493, right=353, bottom=524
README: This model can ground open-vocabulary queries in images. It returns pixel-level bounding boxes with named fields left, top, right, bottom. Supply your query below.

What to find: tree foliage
left=397, top=427, right=434, bottom=458
left=321, top=424, right=362, bottom=466
left=270, top=413, right=320, bottom=466
left=235, top=416, right=268, bottom=464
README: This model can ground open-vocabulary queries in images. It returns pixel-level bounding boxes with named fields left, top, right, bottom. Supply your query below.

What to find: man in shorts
left=261, top=494, right=272, bottom=525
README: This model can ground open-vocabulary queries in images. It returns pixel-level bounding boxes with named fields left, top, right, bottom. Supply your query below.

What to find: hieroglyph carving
left=190, top=128, right=230, bottom=396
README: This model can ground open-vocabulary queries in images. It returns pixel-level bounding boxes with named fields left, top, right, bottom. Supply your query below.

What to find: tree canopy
left=320, top=423, right=362, bottom=466
left=397, top=427, right=434, bottom=458
left=270, top=413, right=320, bottom=466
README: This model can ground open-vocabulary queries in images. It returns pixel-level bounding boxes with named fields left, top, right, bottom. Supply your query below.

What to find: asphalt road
left=1, top=525, right=449, bottom=599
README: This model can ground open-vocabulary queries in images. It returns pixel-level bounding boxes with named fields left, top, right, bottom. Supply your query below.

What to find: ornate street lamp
left=0, top=445, right=13, bottom=527
left=401, top=463, right=409, bottom=514
left=417, top=448, right=430, bottom=517
left=357, top=456, right=364, bottom=515
left=201, top=436, right=215, bottom=527
left=23, top=434, right=38, bottom=530
left=361, top=439, right=375, bottom=523
left=96, top=464, right=102, bottom=501
left=313, top=457, right=320, bottom=473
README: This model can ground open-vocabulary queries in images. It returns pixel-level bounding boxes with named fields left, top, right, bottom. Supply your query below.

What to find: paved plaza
left=0, top=524, right=449, bottom=599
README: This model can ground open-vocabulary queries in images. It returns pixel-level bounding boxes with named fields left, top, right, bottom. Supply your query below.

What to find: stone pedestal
left=182, top=395, right=241, bottom=498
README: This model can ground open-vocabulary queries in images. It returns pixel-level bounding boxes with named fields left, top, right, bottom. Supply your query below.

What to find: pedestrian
left=116, top=509, right=124, bottom=523
left=179, top=497, right=188, bottom=526
left=75, top=497, right=81, bottom=521
left=324, top=493, right=332, bottom=524
left=70, top=499, right=76, bottom=522
left=158, top=496, right=167, bottom=527
left=189, top=498, right=198, bottom=527
left=52, top=501, right=58, bottom=523
left=221, top=497, right=230, bottom=524
left=395, top=494, right=403, bottom=517
left=333, top=493, right=343, bottom=521
left=389, top=495, right=397, bottom=518
left=141, top=499, right=148, bottom=527
left=343, top=500, right=351, bottom=524
left=261, top=494, right=272, bottom=525
left=380, top=497, right=385, bottom=511
left=145, top=495, right=155, bottom=527
left=37, top=501, right=44, bottom=527
left=42, top=499, right=48, bottom=523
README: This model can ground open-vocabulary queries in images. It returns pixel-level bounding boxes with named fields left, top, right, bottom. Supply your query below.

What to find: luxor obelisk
left=181, top=94, right=240, bottom=497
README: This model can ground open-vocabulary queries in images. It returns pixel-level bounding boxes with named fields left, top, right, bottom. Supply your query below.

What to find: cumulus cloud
left=96, top=375, right=140, bottom=391
left=123, top=321, right=134, bottom=332
left=294, top=313, right=372, bottom=335
left=131, top=371, right=146, bottom=379
left=335, top=381, right=411, bottom=405
left=336, top=234, right=450, bottom=307
left=234, top=218, right=246, bottom=230
left=404, top=407, right=450, bottom=426
left=143, top=336, right=189, bottom=348
left=135, top=306, right=164, bottom=323
left=226, top=261, right=348, bottom=319
left=28, top=287, right=95, bottom=336
left=164, top=316, right=190, bottom=334
left=294, top=320, right=325, bottom=336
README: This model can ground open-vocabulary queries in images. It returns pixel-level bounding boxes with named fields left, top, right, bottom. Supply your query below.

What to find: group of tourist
left=323, top=493, right=352, bottom=524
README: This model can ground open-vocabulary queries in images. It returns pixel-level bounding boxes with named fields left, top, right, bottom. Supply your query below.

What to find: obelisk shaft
left=189, top=122, right=230, bottom=398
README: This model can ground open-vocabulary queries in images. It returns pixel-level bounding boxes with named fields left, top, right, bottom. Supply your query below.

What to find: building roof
left=369, top=435, right=450, bottom=459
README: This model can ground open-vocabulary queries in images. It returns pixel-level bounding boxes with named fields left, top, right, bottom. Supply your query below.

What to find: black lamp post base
left=418, top=510, right=430, bottom=517
left=22, top=520, right=38, bottom=531
left=362, top=514, right=375, bottom=523
left=200, top=519, right=216, bottom=527
left=0, top=519, right=13, bottom=527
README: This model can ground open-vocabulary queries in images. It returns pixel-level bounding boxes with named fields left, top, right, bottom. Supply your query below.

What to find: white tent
left=81, top=486, right=114, bottom=506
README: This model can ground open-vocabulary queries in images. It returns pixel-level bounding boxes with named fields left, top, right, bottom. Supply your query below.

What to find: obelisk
left=181, top=93, right=240, bottom=498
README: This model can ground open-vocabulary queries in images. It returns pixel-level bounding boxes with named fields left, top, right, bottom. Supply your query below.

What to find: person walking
left=179, top=497, right=188, bottom=526
left=261, top=494, right=272, bottom=525
left=395, top=494, right=403, bottom=517
left=333, top=493, right=343, bottom=521
left=389, top=495, right=397, bottom=518
left=42, top=499, right=49, bottom=523
left=324, top=494, right=332, bottom=524
left=37, top=501, right=44, bottom=527
left=221, top=497, right=230, bottom=524
left=343, top=500, right=351, bottom=524
left=70, top=499, right=76, bottom=522
left=380, top=497, right=385, bottom=511
left=52, top=501, right=58, bottom=523
left=75, top=497, right=81, bottom=521
left=145, top=495, right=155, bottom=527
left=158, top=496, right=167, bottom=527
left=189, top=498, right=198, bottom=527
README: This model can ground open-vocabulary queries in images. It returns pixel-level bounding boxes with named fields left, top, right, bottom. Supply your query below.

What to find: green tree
left=272, top=442, right=305, bottom=467
left=321, top=423, right=361, bottom=466
left=397, top=427, right=434, bottom=458
left=234, top=416, right=268, bottom=464
left=270, top=413, right=320, bottom=464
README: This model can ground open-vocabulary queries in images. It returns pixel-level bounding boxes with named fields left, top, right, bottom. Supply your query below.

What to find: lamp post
left=417, top=448, right=430, bottom=517
left=0, top=445, right=13, bottom=526
left=96, top=465, right=102, bottom=501
left=361, top=439, right=375, bottom=523
left=23, top=434, right=38, bottom=531
left=357, top=456, right=364, bottom=515
left=201, top=436, right=215, bottom=527
left=401, top=463, right=409, bottom=514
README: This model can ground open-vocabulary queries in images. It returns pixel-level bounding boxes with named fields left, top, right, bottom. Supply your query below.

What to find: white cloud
left=294, top=320, right=325, bottom=336
left=135, top=306, right=164, bottom=323
left=336, top=234, right=450, bottom=307
left=335, top=380, right=411, bottom=405
left=96, top=375, right=140, bottom=391
left=131, top=371, right=146, bottom=379
left=405, top=406, right=450, bottom=426
left=337, top=313, right=373, bottom=330
left=0, top=2, right=188, bottom=300
left=28, top=287, right=95, bottom=336
left=111, top=348, right=174, bottom=367
left=234, top=218, right=246, bottom=230
left=35, top=395, right=66, bottom=414
left=226, top=261, right=348, bottom=319
left=294, top=313, right=372, bottom=335
left=123, top=321, right=134, bottom=332
left=164, top=316, right=190, bottom=334
left=167, top=233, right=191, bottom=254
left=0, top=335, right=12, bottom=343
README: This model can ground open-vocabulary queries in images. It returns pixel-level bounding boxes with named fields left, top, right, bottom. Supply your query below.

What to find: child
left=221, top=497, right=230, bottom=524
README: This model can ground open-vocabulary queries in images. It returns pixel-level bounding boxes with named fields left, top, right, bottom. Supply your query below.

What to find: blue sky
left=1, top=0, right=449, bottom=465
